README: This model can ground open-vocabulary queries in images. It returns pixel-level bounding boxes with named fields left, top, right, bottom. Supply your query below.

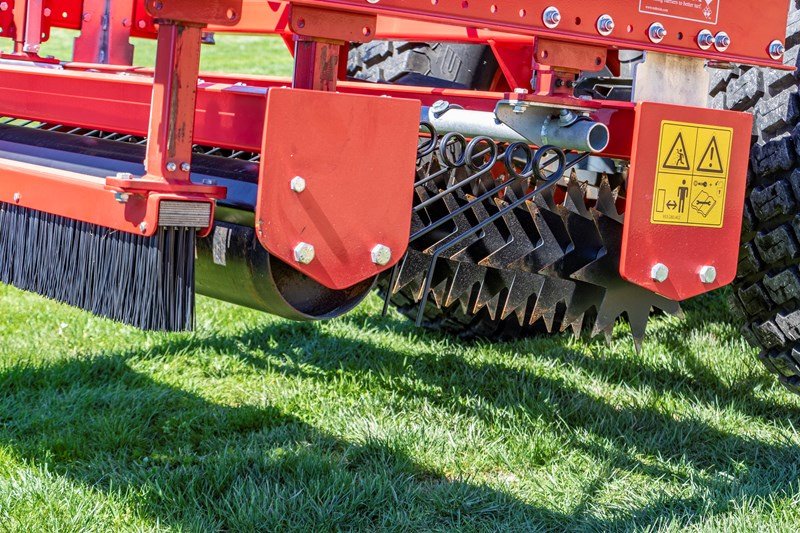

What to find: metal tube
left=421, top=105, right=610, bottom=153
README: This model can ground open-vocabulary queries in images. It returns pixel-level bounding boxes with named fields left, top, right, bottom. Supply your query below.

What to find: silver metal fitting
left=513, top=88, right=529, bottom=95
left=430, top=99, right=450, bottom=116
left=697, top=29, right=714, bottom=50
left=558, top=108, right=579, bottom=127
left=180, top=162, right=191, bottom=172
left=114, top=192, right=130, bottom=203
left=12, top=192, right=20, bottom=203
left=165, top=161, right=177, bottom=172
left=542, top=6, right=561, bottom=29
left=699, top=266, right=717, bottom=284
left=139, top=221, right=147, bottom=233
left=714, top=31, right=731, bottom=52
left=371, top=244, right=392, bottom=266
left=290, top=176, right=307, bottom=193
left=769, top=40, right=786, bottom=60
left=651, top=263, right=669, bottom=283
left=293, top=242, right=315, bottom=264
left=648, top=22, right=667, bottom=44
left=596, top=15, right=615, bottom=36
left=115, top=172, right=133, bottom=180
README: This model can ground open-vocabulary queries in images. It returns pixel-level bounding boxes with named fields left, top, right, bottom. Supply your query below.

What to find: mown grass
left=1, top=30, right=799, bottom=532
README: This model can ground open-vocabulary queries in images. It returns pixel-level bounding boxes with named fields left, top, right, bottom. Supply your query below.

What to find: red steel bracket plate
left=621, top=102, right=753, bottom=301
left=256, top=87, right=420, bottom=290
left=289, top=0, right=788, bottom=68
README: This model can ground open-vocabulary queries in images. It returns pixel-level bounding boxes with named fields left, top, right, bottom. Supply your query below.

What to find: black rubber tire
left=347, top=41, right=497, bottom=90
left=713, top=0, right=800, bottom=394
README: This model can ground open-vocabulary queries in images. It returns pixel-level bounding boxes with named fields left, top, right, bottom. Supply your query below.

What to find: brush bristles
left=0, top=203, right=195, bottom=331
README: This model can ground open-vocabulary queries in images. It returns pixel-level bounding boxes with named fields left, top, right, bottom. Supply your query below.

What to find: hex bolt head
left=543, top=6, right=561, bottom=29
left=290, top=176, right=307, bottom=193
left=597, top=15, right=615, bottom=36
left=12, top=192, right=20, bottom=203
left=714, top=32, right=731, bottom=52
left=293, top=242, right=315, bottom=264
left=699, top=266, right=717, bottom=284
left=430, top=99, right=450, bottom=115
left=371, top=244, right=392, bottom=266
left=165, top=162, right=177, bottom=172
left=651, top=263, right=669, bottom=283
left=697, top=29, right=714, bottom=50
left=139, top=221, right=148, bottom=234
left=114, top=192, right=130, bottom=203
left=115, top=172, right=133, bottom=180
left=769, top=40, right=786, bottom=60
left=649, top=22, right=667, bottom=43
left=180, top=162, right=191, bottom=172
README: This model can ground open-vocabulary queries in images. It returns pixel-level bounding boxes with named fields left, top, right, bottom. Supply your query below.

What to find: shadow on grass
left=1, top=291, right=799, bottom=529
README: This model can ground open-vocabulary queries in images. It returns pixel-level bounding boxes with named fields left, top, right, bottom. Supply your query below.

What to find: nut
left=651, top=263, right=669, bottom=283
left=290, top=176, right=307, bottom=193
left=180, top=162, right=191, bottom=172
left=165, top=162, right=177, bottom=172
left=699, top=266, right=717, bottom=284
left=371, top=244, right=392, bottom=266
left=139, top=222, right=148, bottom=233
left=293, top=242, right=315, bottom=264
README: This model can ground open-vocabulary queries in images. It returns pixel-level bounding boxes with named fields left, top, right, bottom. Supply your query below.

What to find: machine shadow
left=2, top=290, right=798, bottom=529
left=0, top=352, right=568, bottom=530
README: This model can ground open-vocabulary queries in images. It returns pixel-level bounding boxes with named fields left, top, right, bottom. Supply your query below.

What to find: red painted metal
left=0, top=62, right=637, bottom=158
left=289, top=3, right=375, bottom=42
left=72, top=0, right=134, bottom=64
left=143, top=22, right=202, bottom=182
left=0, top=157, right=214, bottom=237
left=620, top=102, right=753, bottom=301
left=288, top=0, right=788, bottom=68
left=292, top=38, right=340, bottom=90
left=256, top=88, right=420, bottom=290
left=143, top=0, right=241, bottom=26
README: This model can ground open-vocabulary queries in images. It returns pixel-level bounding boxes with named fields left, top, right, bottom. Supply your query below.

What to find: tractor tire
left=347, top=41, right=497, bottom=90
left=712, top=0, right=800, bottom=393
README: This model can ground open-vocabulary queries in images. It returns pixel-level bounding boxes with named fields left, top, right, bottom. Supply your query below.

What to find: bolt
left=43, top=7, right=51, bottom=16
left=138, top=20, right=146, bottom=29
left=180, top=162, right=191, bottom=172
left=83, top=12, right=91, bottom=22
left=542, top=6, right=561, bottom=29
left=12, top=192, right=20, bottom=203
left=699, top=266, right=717, bottom=284
left=293, top=242, right=315, bottom=264
left=769, top=40, right=786, bottom=60
left=165, top=162, right=177, bottom=172
left=431, top=100, right=450, bottom=115
left=651, top=263, right=669, bottom=283
left=115, top=172, right=133, bottom=180
left=649, top=23, right=667, bottom=43
left=697, top=29, right=714, bottom=50
left=122, top=18, right=130, bottom=27
left=714, top=31, right=731, bottom=52
left=371, top=244, right=392, bottom=266
left=139, top=222, right=147, bottom=233
left=114, top=192, right=130, bottom=203
left=597, top=14, right=615, bottom=36
left=201, top=178, right=217, bottom=186
left=0, top=2, right=8, bottom=11
left=559, top=108, right=578, bottom=126
left=290, top=176, right=307, bottom=193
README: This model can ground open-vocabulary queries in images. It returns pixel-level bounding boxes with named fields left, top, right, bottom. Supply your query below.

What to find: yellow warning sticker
left=651, top=121, right=733, bottom=228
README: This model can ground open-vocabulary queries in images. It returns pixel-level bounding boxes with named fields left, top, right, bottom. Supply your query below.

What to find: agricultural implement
left=0, top=0, right=798, bottom=392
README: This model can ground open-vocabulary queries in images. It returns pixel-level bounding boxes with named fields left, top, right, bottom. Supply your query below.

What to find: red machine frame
left=0, top=0, right=789, bottom=298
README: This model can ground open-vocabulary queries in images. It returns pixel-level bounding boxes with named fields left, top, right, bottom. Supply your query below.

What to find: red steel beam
left=287, top=0, right=788, bottom=68
left=0, top=63, right=635, bottom=159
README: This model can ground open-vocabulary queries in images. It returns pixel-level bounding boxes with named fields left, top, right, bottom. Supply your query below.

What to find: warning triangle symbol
left=696, top=136, right=724, bottom=174
left=662, top=132, right=691, bottom=171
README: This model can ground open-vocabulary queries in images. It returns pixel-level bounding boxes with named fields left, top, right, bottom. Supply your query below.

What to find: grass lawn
left=1, top=30, right=800, bottom=532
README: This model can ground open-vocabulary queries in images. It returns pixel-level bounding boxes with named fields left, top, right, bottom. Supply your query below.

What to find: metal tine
left=411, top=146, right=561, bottom=243
left=415, top=149, right=590, bottom=325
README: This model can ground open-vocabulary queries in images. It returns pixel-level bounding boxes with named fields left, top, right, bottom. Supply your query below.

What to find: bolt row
left=289, top=176, right=393, bottom=268
left=650, top=263, right=717, bottom=285
left=541, top=6, right=784, bottom=59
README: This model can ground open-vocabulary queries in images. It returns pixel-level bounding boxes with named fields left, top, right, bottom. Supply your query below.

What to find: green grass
left=1, top=30, right=800, bottom=532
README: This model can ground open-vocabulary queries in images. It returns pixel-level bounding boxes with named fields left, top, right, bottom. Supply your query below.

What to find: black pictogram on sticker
left=696, top=136, right=724, bottom=174
left=662, top=132, right=691, bottom=171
